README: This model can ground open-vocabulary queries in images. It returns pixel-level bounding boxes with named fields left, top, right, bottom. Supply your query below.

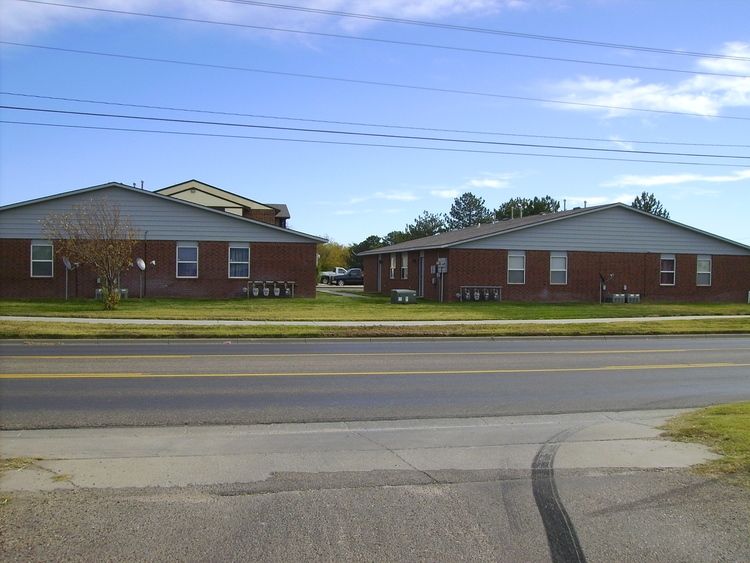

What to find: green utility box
left=391, top=289, right=417, bottom=304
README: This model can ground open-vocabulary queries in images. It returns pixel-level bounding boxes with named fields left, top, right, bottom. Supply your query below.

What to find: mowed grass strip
left=2, top=318, right=749, bottom=339
left=2, top=295, right=749, bottom=321
left=661, top=403, right=750, bottom=488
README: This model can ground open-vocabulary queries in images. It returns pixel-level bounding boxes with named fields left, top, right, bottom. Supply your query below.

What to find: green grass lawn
left=2, top=294, right=749, bottom=321
left=661, top=403, right=750, bottom=488
left=1, top=294, right=748, bottom=338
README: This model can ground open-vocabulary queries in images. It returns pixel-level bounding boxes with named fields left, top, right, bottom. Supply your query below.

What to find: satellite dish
left=136, top=258, right=146, bottom=271
left=63, top=257, right=73, bottom=270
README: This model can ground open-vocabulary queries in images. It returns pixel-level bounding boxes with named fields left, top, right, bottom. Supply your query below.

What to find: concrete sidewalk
left=2, top=314, right=748, bottom=326
left=0, top=410, right=717, bottom=491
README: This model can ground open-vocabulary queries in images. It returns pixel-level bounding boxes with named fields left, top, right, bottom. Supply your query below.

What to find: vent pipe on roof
left=584, top=200, right=587, bottom=208
left=564, top=199, right=566, bottom=211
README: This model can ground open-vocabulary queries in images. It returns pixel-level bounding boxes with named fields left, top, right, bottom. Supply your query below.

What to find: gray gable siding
left=458, top=206, right=750, bottom=255
left=0, top=185, right=322, bottom=244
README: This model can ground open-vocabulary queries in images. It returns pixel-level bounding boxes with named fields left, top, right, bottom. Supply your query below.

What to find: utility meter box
left=391, top=289, right=417, bottom=304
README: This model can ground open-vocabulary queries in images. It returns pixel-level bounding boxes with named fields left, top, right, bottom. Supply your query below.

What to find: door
left=418, top=252, right=424, bottom=298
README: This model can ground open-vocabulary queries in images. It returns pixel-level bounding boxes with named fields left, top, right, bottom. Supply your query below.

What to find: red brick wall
left=0, top=239, right=318, bottom=299
left=243, top=209, right=277, bottom=225
left=363, top=247, right=750, bottom=303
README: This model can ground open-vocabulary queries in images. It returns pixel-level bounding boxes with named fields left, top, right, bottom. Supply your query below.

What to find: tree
left=317, top=239, right=351, bottom=273
left=405, top=211, right=446, bottom=239
left=41, top=198, right=139, bottom=310
left=383, top=230, right=411, bottom=246
left=349, top=235, right=384, bottom=269
left=631, top=191, right=670, bottom=219
left=495, top=195, right=560, bottom=220
left=445, top=192, right=493, bottom=230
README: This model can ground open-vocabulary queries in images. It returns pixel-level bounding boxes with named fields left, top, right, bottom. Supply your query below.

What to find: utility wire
left=3, top=42, right=749, bottom=122
left=13, top=1, right=750, bottom=79
left=4, top=91, right=750, bottom=149
left=3, top=119, right=743, bottom=168
left=216, top=0, right=750, bottom=62
left=3, top=106, right=749, bottom=162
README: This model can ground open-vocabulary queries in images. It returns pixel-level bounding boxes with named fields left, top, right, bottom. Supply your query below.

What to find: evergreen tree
left=406, top=211, right=446, bottom=239
left=631, top=191, right=670, bottom=219
left=495, top=195, right=560, bottom=220
left=445, top=192, right=493, bottom=230
left=383, top=230, right=411, bottom=246
left=348, top=235, right=384, bottom=269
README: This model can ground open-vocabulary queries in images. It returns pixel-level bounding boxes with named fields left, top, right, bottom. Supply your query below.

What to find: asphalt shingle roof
left=358, top=204, right=618, bottom=255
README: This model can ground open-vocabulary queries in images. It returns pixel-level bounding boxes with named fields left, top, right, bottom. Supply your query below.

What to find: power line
left=3, top=41, right=749, bottom=122
left=4, top=91, right=750, bottom=149
left=3, top=119, right=744, bottom=168
left=13, top=1, right=750, bottom=79
left=3, top=106, right=748, bottom=162
left=216, top=0, right=750, bottom=62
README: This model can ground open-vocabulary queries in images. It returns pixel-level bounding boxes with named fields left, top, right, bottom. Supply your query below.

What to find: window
left=660, top=255, right=675, bottom=286
left=389, top=253, right=396, bottom=279
left=697, top=255, right=711, bottom=286
left=177, top=242, right=198, bottom=278
left=229, top=244, right=250, bottom=278
left=401, top=252, right=408, bottom=279
left=508, top=251, right=526, bottom=284
left=550, top=252, right=567, bottom=285
left=31, top=242, right=53, bottom=277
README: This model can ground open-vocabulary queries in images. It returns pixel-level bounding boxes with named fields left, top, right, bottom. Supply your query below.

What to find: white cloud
left=697, top=42, right=750, bottom=74
left=550, top=43, right=750, bottom=117
left=431, top=188, right=462, bottom=198
left=0, top=0, right=536, bottom=40
left=426, top=172, right=517, bottom=200
left=609, top=137, right=634, bottom=151
left=603, top=170, right=750, bottom=188
left=0, top=0, right=161, bottom=39
left=375, top=191, right=418, bottom=201
left=469, top=178, right=507, bottom=189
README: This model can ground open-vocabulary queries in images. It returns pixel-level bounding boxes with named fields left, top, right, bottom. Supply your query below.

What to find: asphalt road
left=2, top=336, right=750, bottom=562
left=2, top=336, right=750, bottom=429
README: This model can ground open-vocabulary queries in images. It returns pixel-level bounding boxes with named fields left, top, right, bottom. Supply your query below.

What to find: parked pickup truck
left=319, top=267, right=347, bottom=284
left=331, top=268, right=364, bottom=286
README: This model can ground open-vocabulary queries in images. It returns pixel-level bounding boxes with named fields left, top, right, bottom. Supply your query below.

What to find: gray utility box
left=391, top=289, right=417, bottom=304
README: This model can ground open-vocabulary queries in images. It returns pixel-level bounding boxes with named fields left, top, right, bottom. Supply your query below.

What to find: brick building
left=359, top=204, right=750, bottom=303
left=0, top=181, right=325, bottom=300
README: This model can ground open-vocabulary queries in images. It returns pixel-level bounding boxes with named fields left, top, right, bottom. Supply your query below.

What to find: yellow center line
left=3, top=347, right=750, bottom=360
left=2, top=362, right=748, bottom=379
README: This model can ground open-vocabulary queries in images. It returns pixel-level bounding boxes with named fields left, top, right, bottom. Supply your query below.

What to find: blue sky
left=1, top=0, right=749, bottom=246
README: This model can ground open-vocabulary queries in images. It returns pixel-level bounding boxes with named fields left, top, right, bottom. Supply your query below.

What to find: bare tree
left=41, top=198, right=140, bottom=310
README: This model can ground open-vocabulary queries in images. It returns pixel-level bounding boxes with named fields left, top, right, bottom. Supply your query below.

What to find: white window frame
left=31, top=242, right=54, bottom=278
left=389, top=253, right=396, bottom=279
left=696, top=255, right=712, bottom=287
left=508, top=251, right=526, bottom=285
left=229, top=244, right=250, bottom=278
left=401, top=252, right=408, bottom=279
left=550, top=252, right=568, bottom=285
left=660, top=254, right=676, bottom=286
left=176, top=242, right=199, bottom=278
